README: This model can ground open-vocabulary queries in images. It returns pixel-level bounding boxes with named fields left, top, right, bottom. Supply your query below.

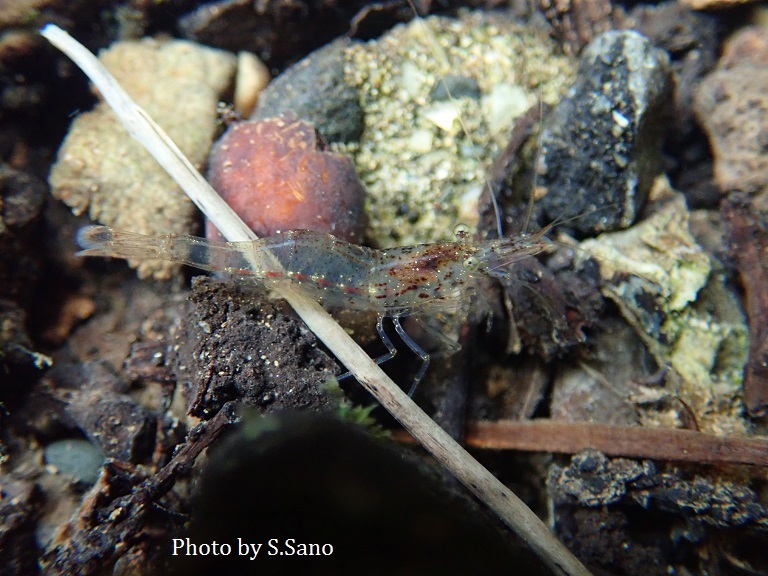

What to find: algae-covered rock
left=581, top=182, right=711, bottom=319
left=49, top=38, right=236, bottom=279
left=580, top=177, right=749, bottom=435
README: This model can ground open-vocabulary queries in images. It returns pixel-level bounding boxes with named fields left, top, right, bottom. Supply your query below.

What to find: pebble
left=206, top=115, right=368, bottom=243
left=233, top=51, right=270, bottom=118
left=44, top=439, right=104, bottom=486
left=536, top=30, right=672, bottom=234
left=429, top=74, right=482, bottom=101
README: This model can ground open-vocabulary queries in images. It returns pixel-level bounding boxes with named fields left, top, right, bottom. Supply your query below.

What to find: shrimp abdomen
left=77, top=225, right=258, bottom=274
left=268, top=230, right=375, bottom=309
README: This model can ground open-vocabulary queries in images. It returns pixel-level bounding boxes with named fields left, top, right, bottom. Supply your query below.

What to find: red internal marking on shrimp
left=75, top=226, right=553, bottom=315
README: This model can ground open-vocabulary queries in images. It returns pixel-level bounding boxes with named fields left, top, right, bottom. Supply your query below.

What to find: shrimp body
left=76, top=226, right=552, bottom=316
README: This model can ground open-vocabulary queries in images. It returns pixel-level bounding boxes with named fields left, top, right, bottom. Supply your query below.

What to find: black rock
left=536, top=30, right=672, bottom=235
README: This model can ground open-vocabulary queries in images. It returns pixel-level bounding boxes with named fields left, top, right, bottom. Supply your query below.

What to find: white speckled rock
left=49, top=38, right=236, bottom=279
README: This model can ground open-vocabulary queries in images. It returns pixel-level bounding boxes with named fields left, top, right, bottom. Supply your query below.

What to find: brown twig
left=722, top=195, right=768, bottom=418
left=396, top=420, right=768, bottom=467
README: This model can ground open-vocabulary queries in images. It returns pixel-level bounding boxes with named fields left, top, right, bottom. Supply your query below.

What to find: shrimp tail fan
left=76, top=225, right=164, bottom=260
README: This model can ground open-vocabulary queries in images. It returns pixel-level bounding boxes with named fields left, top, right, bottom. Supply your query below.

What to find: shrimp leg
left=337, top=316, right=429, bottom=396
left=392, top=316, right=430, bottom=396
left=374, top=316, right=399, bottom=367
left=336, top=316, right=400, bottom=383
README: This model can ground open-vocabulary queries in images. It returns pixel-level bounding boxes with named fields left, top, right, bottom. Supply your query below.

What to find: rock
left=48, top=38, right=236, bottom=279
left=679, top=0, right=759, bottom=11
left=628, top=2, right=719, bottom=206
left=549, top=450, right=653, bottom=507
left=536, top=30, right=672, bottom=234
left=549, top=450, right=768, bottom=575
left=168, top=277, right=337, bottom=419
left=233, top=51, right=270, bottom=119
left=550, top=321, right=644, bottom=427
left=177, top=0, right=362, bottom=69
left=50, top=361, right=155, bottom=462
left=539, top=0, right=623, bottom=56
left=344, top=12, right=575, bottom=247
left=693, top=26, right=768, bottom=199
left=0, top=165, right=45, bottom=304
left=252, top=37, right=364, bottom=144
left=579, top=178, right=749, bottom=435
left=629, top=2, right=718, bottom=136
left=0, top=477, right=41, bottom=575
left=44, top=439, right=105, bottom=486
left=206, top=115, right=368, bottom=243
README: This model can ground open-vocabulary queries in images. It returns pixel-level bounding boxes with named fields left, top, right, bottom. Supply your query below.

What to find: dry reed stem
left=41, top=24, right=592, bottom=576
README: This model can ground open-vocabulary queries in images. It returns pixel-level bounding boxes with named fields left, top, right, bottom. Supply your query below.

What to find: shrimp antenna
left=487, top=174, right=505, bottom=238
left=522, top=96, right=546, bottom=234
left=544, top=202, right=620, bottom=232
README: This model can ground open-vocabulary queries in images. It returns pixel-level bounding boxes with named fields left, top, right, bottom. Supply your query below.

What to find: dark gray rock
left=252, top=37, right=364, bottom=144
left=536, top=30, right=672, bottom=234
left=168, top=277, right=338, bottom=419
left=52, top=361, right=155, bottom=462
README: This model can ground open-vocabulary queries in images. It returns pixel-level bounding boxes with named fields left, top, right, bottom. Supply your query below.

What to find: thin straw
left=41, top=24, right=592, bottom=576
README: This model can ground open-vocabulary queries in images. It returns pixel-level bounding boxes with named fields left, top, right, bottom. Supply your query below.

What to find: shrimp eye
left=454, top=223, right=471, bottom=240
left=464, top=255, right=479, bottom=269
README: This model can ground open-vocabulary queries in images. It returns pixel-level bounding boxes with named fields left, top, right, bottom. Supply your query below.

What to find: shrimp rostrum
left=77, top=225, right=552, bottom=392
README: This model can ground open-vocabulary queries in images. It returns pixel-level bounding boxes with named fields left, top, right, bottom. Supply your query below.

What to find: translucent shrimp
left=76, top=224, right=553, bottom=391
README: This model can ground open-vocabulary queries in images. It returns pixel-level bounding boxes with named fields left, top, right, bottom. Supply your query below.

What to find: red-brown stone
left=207, top=114, right=367, bottom=243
